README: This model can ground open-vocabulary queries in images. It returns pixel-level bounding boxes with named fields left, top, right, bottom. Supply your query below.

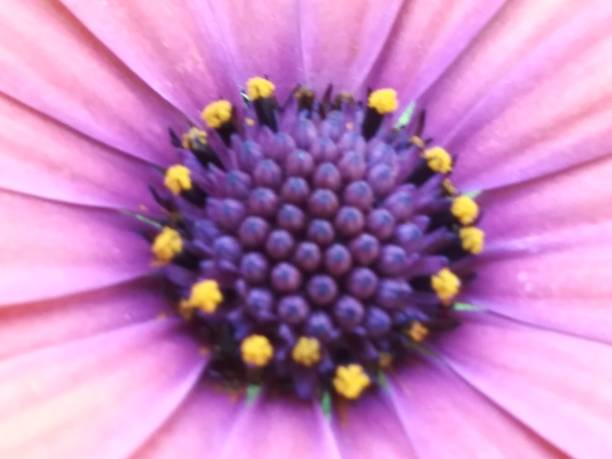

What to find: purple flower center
left=149, top=78, right=484, bottom=401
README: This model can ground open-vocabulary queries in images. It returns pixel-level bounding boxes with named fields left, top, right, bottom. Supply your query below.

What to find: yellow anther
left=431, top=268, right=461, bottom=304
left=423, top=146, right=453, bottom=174
left=152, top=227, right=182, bottom=264
left=410, top=135, right=426, bottom=149
left=333, top=364, right=371, bottom=400
left=181, top=279, right=223, bottom=315
left=202, top=100, right=232, bottom=129
left=406, top=321, right=429, bottom=343
left=442, top=178, right=457, bottom=196
left=459, top=226, right=485, bottom=254
left=164, top=164, right=192, bottom=195
left=245, top=117, right=256, bottom=126
left=246, top=76, right=275, bottom=100
left=378, top=352, right=393, bottom=369
left=451, top=195, right=480, bottom=225
left=241, top=334, right=274, bottom=367
left=291, top=337, right=321, bottom=367
left=368, top=88, right=398, bottom=114
left=181, top=127, right=207, bottom=149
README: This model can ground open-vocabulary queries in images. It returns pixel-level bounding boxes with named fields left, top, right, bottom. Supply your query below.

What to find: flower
left=1, top=1, right=612, bottom=458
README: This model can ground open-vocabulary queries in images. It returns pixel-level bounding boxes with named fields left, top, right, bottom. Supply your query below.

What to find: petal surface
left=0, top=319, right=205, bottom=458
left=0, top=191, right=150, bottom=304
left=437, top=315, right=612, bottom=458
left=0, top=0, right=186, bottom=164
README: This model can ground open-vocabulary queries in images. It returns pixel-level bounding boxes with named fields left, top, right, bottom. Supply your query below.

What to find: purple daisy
left=1, top=0, right=612, bottom=458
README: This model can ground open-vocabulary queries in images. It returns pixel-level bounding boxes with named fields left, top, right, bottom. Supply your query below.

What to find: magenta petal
left=0, top=0, right=186, bottom=164
left=300, top=0, right=405, bottom=94
left=59, top=0, right=235, bottom=118
left=0, top=94, right=156, bottom=208
left=368, top=0, right=505, bottom=104
left=0, top=319, right=205, bottom=458
left=387, top=361, right=559, bottom=458
left=437, top=314, right=612, bottom=457
left=333, top=393, right=417, bottom=459
left=0, top=278, right=171, bottom=359
left=0, top=191, right=149, bottom=304
left=421, top=2, right=612, bottom=189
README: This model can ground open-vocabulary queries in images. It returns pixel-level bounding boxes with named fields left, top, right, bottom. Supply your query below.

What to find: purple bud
left=306, top=312, right=336, bottom=342
left=268, top=131, right=296, bottom=161
left=308, top=189, right=339, bottom=218
left=376, top=279, right=412, bottom=309
left=347, top=267, right=379, bottom=299
left=277, top=295, right=310, bottom=324
left=365, top=307, right=391, bottom=337
left=334, top=296, right=365, bottom=329
left=271, top=262, right=302, bottom=293
left=286, top=150, right=314, bottom=176
left=378, top=245, right=411, bottom=276
left=238, top=216, right=269, bottom=248
left=395, top=223, right=423, bottom=247
left=324, top=244, right=353, bottom=276
left=213, top=236, right=241, bottom=262
left=367, top=208, right=395, bottom=240
left=311, top=137, right=339, bottom=162
left=240, top=252, right=269, bottom=284
left=295, top=118, right=317, bottom=149
left=223, top=170, right=251, bottom=199
left=307, top=275, right=338, bottom=305
left=253, top=159, right=283, bottom=188
left=248, top=187, right=279, bottom=217
left=350, top=233, right=380, bottom=265
left=209, top=198, right=246, bottom=230
left=294, top=242, right=321, bottom=272
left=338, top=151, right=367, bottom=181
left=277, top=204, right=305, bottom=232
left=313, top=162, right=342, bottom=190
left=246, top=288, right=274, bottom=321
left=384, top=189, right=414, bottom=220
left=307, top=219, right=335, bottom=247
left=343, top=180, right=374, bottom=210
left=335, top=206, right=365, bottom=237
left=238, top=140, right=263, bottom=170
left=367, top=163, right=397, bottom=196
left=281, top=177, right=310, bottom=204
left=266, top=230, right=295, bottom=260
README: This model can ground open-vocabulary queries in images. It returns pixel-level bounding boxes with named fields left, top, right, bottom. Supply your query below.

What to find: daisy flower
left=1, top=0, right=612, bottom=458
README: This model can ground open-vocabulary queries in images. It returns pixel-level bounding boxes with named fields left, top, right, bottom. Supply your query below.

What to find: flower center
left=147, top=77, right=484, bottom=401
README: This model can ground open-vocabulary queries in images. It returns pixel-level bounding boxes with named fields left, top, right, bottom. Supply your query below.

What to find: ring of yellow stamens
left=291, top=337, right=321, bottom=367
left=333, top=364, right=371, bottom=400
left=246, top=77, right=275, bottom=101
left=202, top=100, right=232, bottom=129
left=152, top=227, right=182, bottom=264
left=431, top=268, right=461, bottom=304
left=181, top=279, right=223, bottom=317
left=164, top=164, right=192, bottom=195
left=241, top=334, right=274, bottom=367
left=181, top=127, right=207, bottom=150
left=451, top=195, right=480, bottom=225
left=459, top=226, right=485, bottom=254
left=406, top=321, right=429, bottom=342
left=423, top=146, right=453, bottom=174
left=368, top=88, right=398, bottom=114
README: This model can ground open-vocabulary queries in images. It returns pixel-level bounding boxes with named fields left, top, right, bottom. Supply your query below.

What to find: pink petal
left=0, top=191, right=150, bottom=305
left=0, top=319, right=205, bottom=458
left=0, top=93, right=156, bottom=208
left=133, top=382, right=241, bottom=458
left=368, top=0, right=506, bottom=103
left=387, top=360, right=561, bottom=458
left=59, top=0, right=235, bottom=118
left=206, top=0, right=304, bottom=100
left=0, top=278, right=172, bottom=359
left=300, top=0, right=405, bottom=94
left=332, top=392, right=417, bottom=459
left=437, top=314, right=612, bottom=457
left=0, top=0, right=186, bottom=164
left=421, top=1, right=612, bottom=189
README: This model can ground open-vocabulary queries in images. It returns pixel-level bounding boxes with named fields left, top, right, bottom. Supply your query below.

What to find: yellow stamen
left=423, top=146, right=453, bottom=173
left=442, top=178, right=457, bottom=196
left=202, top=100, right=232, bottom=129
left=181, top=279, right=223, bottom=316
left=181, top=127, right=207, bottom=149
left=378, top=352, right=393, bottom=369
left=246, top=76, right=275, bottom=100
left=367, top=88, right=398, bottom=114
left=333, top=364, right=370, bottom=400
left=459, top=226, right=485, bottom=254
left=451, top=195, right=480, bottom=225
left=291, top=337, right=321, bottom=367
left=245, top=117, right=256, bottom=126
left=431, top=268, right=461, bottom=304
left=406, top=321, right=429, bottom=342
left=164, top=164, right=192, bottom=195
left=241, top=334, right=274, bottom=367
left=410, top=135, right=426, bottom=149
left=152, top=227, right=182, bottom=264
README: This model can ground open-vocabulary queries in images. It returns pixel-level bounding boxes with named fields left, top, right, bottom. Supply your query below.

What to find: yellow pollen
left=451, top=195, right=480, bottom=225
left=333, top=364, right=371, bottom=400
left=181, top=279, right=223, bottom=315
left=406, top=321, right=429, bottom=342
left=442, top=178, right=457, bottom=196
left=410, top=135, right=426, bottom=149
left=459, top=226, right=485, bottom=254
left=164, top=164, right=192, bottom=195
left=378, top=352, right=393, bottom=369
left=367, top=88, right=398, bottom=114
left=241, top=334, right=274, bottom=367
left=291, top=337, right=321, bottom=367
left=246, top=76, right=275, bottom=100
left=245, top=117, right=256, bottom=126
left=181, top=126, right=207, bottom=149
left=152, top=227, right=182, bottom=264
left=202, top=100, right=232, bottom=129
left=431, top=268, right=461, bottom=304
left=423, top=146, right=453, bottom=173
